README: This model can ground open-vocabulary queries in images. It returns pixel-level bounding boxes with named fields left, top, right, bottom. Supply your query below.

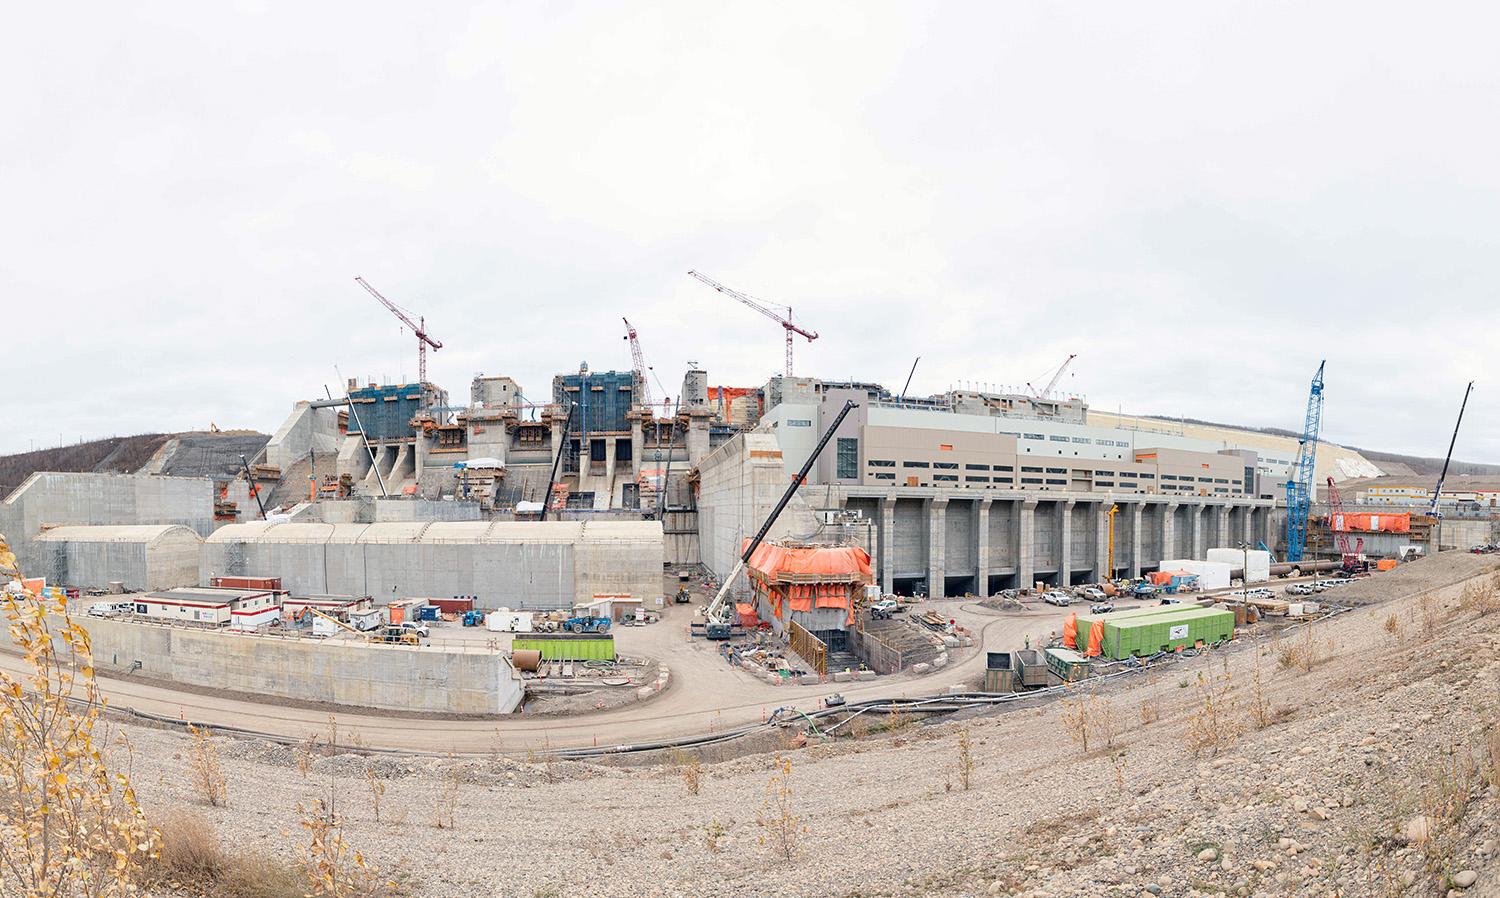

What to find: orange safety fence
left=1085, top=620, right=1104, bottom=657
left=1063, top=613, right=1078, bottom=649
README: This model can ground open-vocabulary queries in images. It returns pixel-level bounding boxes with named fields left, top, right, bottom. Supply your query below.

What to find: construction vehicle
left=1284, top=361, right=1326, bottom=562
left=700, top=399, right=858, bottom=639
left=1325, top=476, right=1369, bottom=575
left=462, top=609, right=485, bottom=627
left=563, top=614, right=611, bottom=634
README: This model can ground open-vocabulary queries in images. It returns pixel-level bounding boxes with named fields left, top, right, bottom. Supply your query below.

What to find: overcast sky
left=4, top=2, right=1495, bottom=463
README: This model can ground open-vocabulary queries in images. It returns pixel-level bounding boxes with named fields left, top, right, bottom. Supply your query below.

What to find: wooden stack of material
left=1247, top=597, right=1289, bottom=616
left=460, top=468, right=502, bottom=507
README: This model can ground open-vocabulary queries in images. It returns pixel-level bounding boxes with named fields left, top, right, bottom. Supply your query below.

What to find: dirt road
left=0, top=599, right=1068, bottom=753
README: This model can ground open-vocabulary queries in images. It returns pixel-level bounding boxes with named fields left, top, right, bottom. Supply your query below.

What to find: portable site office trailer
left=1097, top=607, right=1234, bottom=660
left=132, top=587, right=277, bottom=628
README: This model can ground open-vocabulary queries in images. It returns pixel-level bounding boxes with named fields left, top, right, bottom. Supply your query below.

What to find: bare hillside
left=0, top=434, right=172, bottom=495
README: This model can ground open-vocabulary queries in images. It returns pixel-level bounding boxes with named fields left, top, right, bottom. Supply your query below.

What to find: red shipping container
left=211, top=576, right=283, bottom=591
left=429, top=598, right=474, bottom=614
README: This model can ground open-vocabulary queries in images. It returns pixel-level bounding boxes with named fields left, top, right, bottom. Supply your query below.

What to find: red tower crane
left=355, top=276, right=442, bottom=384
left=1325, top=476, right=1365, bottom=573
left=687, top=270, right=818, bottom=377
left=621, top=317, right=653, bottom=408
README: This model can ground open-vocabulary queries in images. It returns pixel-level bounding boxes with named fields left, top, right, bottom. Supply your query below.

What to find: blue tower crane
left=1283, top=361, right=1326, bottom=563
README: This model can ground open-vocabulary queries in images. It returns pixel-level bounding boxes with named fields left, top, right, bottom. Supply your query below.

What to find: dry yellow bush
left=955, top=725, right=976, bottom=791
left=144, top=811, right=305, bottom=898
left=0, top=540, right=158, bottom=898
left=756, top=756, right=807, bottom=861
left=187, top=723, right=228, bottom=807
left=1185, top=664, right=1240, bottom=757
left=671, top=748, right=703, bottom=796
left=301, top=799, right=397, bottom=897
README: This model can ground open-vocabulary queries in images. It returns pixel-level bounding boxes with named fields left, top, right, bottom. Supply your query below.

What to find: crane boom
left=355, top=276, right=443, bottom=383
left=621, top=318, right=654, bottom=407
left=1326, top=476, right=1353, bottom=561
left=686, top=270, right=818, bottom=376
left=1284, top=360, right=1326, bottom=563
left=1027, top=353, right=1078, bottom=399
left=1428, top=381, right=1474, bottom=518
left=701, top=399, right=857, bottom=638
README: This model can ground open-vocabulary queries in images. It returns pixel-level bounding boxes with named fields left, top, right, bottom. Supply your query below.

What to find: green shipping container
left=1099, top=607, right=1233, bottom=660
left=1072, top=604, right=1196, bottom=649
left=511, top=635, right=616, bottom=661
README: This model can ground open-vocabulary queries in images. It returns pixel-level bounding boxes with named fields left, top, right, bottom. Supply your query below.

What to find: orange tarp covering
left=735, top=603, right=759, bottom=628
left=742, top=540, right=872, bottom=580
left=1085, top=621, right=1103, bottom=657
left=1063, top=613, right=1078, bottom=649
left=1332, top=512, right=1410, bottom=534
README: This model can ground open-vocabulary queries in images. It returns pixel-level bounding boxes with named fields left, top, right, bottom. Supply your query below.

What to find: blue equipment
left=1284, top=361, right=1326, bottom=563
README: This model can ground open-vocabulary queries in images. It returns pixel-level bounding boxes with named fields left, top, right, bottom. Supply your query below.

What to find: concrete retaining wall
left=1, top=473, right=217, bottom=578
left=74, top=616, right=521, bottom=715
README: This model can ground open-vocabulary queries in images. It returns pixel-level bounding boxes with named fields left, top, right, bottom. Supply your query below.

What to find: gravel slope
left=116, top=552, right=1500, bottom=898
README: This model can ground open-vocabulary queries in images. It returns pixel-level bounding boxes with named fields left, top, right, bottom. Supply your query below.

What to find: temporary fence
left=787, top=620, right=828, bottom=676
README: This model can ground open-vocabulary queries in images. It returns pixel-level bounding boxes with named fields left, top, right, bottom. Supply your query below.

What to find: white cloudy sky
left=4, top=2, right=1496, bottom=462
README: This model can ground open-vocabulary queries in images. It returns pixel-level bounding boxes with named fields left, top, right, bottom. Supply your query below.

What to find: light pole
left=1239, top=541, right=1250, bottom=603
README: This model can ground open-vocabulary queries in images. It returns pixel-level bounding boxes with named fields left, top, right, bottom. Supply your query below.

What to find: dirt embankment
left=103, top=551, right=1500, bottom=897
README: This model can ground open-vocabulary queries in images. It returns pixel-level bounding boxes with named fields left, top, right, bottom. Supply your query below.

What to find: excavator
left=700, top=400, right=857, bottom=639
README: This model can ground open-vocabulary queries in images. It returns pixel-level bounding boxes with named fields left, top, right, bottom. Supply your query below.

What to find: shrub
left=955, top=726, right=976, bottom=791
left=1185, top=663, right=1240, bottom=757
left=0, top=543, right=158, bottom=898
left=671, top=748, right=702, bottom=796
left=187, top=723, right=228, bottom=807
left=756, top=756, right=807, bottom=861
left=144, top=811, right=306, bottom=898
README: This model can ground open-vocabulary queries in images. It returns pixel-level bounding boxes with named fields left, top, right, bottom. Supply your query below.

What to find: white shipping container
left=486, top=609, right=533, bottom=632
left=1207, top=548, right=1272, bottom=583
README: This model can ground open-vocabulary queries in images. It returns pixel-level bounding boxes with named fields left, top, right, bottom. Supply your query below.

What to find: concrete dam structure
left=201, top=519, right=664, bottom=609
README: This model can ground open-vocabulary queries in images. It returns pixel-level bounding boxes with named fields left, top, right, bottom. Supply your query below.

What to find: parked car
left=390, top=621, right=430, bottom=639
left=1243, top=588, right=1276, bottom=600
left=1089, top=602, right=1115, bottom=614
left=1285, top=583, right=1315, bottom=596
left=1079, top=587, right=1107, bottom=601
left=870, top=599, right=903, bottom=620
left=1042, top=591, right=1072, bottom=607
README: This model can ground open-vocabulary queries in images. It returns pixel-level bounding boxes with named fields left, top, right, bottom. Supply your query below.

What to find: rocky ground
left=116, top=551, right=1500, bottom=898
